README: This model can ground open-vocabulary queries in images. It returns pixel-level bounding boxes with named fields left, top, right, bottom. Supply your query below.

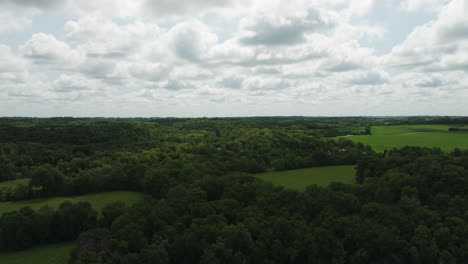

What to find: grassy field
left=0, top=191, right=144, bottom=215
left=341, top=125, right=468, bottom=152
left=255, top=165, right=356, bottom=191
left=0, top=242, right=74, bottom=264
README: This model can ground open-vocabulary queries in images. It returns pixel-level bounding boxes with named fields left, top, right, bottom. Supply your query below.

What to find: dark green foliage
left=0, top=118, right=372, bottom=201
left=67, top=148, right=468, bottom=264
left=1, top=117, right=468, bottom=263
left=30, top=164, right=64, bottom=195
left=0, top=201, right=97, bottom=251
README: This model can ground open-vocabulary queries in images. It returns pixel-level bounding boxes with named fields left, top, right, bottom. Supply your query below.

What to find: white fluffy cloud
left=387, top=0, right=468, bottom=72
left=239, top=7, right=337, bottom=46
left=143, top=0, right=236, bottom=17
left=0, top=44, right=28, bottom=73
left=20, top=33, right=82, bottom=68
left=0, top=0, right=467, bottom=116
left=0, top=0, right=67, bottom=32
left=169, top=20, right=218, bottom=62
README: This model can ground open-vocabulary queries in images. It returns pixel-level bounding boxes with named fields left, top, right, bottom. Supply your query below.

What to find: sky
left=0, top=0, right=467, bottom=117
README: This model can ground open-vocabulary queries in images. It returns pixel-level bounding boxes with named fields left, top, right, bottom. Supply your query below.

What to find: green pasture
left=370, top=125, right=453, bottom=135
left=255, top=165, right=356, bottom=191
left=0, top=242, right=73, bottom=264
left=341, top=125, right=468, bottom=152
left=0, top=191, right=144, bottom=215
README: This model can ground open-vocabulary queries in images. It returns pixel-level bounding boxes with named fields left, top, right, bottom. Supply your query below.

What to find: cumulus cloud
left=0, top=10, right=35, bottom=32
left=239, top=7, right=337, bottom=46
left=348, top=70, right=389, bottom=86
left=164, top=80, right=192, bottom=90
left=0, top=44, right=29, bottom=73
left=0, top=0, right=67, bottom=32
left=65, top=16, right=162, bottom=57
left=387, top=0, right=468, bottom=72
left=401, top=0, right=451, bottom=12
left=0, top=0, right=63, bottom=9
left=244, top=77, right=292, bottom=91
left=51, top=74, right=97, bottom=93
left=20, top=33, right=82, bottom=67
left=142, top=0, right=235, bottom=17
left=70, top=0, right=142, bottom=17
left=217, top=76, right=243, bottom=89
left=1, top=0, right=467, bottom=116
left=344, top=0, right=394, bottom=17
left=0, top=45, right=30, bottom=92
left=169, top=20, right=218, bottom=62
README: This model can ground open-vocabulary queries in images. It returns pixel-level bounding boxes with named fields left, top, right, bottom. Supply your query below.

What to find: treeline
left=0, top=121, right=160, bottom=145
left=0, top=120, right=372, bottom=201
left=66, top=147, right=468, bottom=263
left=0, top=200, right=132, bottom=251
left=448, top=127, right=468, bottom=132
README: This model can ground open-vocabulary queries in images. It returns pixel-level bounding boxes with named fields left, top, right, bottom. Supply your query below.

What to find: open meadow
left=255, top=165, right=356, bottom=191
left=0, top=191, right=144, bottom=215
left=341, top=125, right=468, bottom=152
left=0, top=242, right=73, bottom=264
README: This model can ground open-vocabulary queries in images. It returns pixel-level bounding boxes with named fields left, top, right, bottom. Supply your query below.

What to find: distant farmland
left=255, top=165, right=356, bottom=191
left=341, top=125, right=468, bottom=152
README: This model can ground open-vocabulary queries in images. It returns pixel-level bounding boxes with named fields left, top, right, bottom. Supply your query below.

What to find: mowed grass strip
left=0, top=242, right=74, bottom=264
left=0, top=191, right=144, bottom=215
left=341, top=125, right=468, bottom=152
left=255, top=165, right=356, bottom=191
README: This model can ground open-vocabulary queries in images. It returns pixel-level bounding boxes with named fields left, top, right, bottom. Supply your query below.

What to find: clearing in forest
left=340, top=125, right=468, bottom=152
left=255, top=165, right=356, bottom=191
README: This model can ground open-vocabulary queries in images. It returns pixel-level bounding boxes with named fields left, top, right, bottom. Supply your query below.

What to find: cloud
left=51, top=74, right=97, bottom=93
left=169, top=20, right=218, bottom=62
left=345, top=0, right=394, bottom=17
left=239, top=7, right=337, bottom=46
left=0, top=0, right=67, bottom=32
left=325, top=60, right=361, bottom=72
left=388, top=0, right=468, bottom=72
left=142, top=0, right=235, bottom=17
left=129, top=63, right=171, bottom=82
left=0, top=44, right=29, bottom=73
left=70, top=0, right=142, bottom=17
left=416, top=77, right=444, bottom=88
left=0, top=0, right=64, bottom=9
left=401, top=0, right=450, bottom=12
left=2, top=0, right=467, bottom=116
left=65, top=16, right=162, bottom=58
left=0, top=44, right=29, bottom=90
left=164, top=80, right=192, bottom=90
left=20, top=33, right=82, bottom=67
left=244, top=77, right=292, bottom=91
left=217, top=76, right=243, bottom=89
left=348, top=70, right=389, bottom=85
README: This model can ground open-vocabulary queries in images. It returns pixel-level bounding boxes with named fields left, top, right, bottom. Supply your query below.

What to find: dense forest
left=1, top=117, right=468, bottom=263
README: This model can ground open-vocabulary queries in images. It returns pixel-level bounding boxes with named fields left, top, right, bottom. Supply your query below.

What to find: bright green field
left=255, top=165, right=356, bottom=191
left=341, top=125, right=468, bottom=152
left=0, top=191, right=144, bottom=215
left=0, top=242, right=74, bottom=264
